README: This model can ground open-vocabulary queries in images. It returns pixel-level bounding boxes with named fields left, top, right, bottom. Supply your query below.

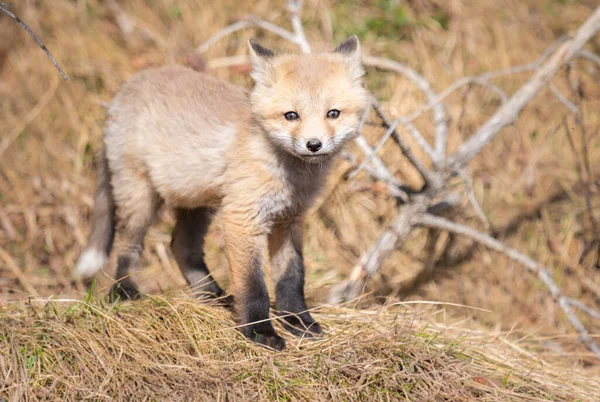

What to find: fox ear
left=248, top=39, right=275, bottom=84
left=333, top=35, right=364, bottom=81
left=334, top=35, right=359, bottom=56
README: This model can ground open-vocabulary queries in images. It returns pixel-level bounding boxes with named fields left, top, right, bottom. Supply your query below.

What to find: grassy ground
left=1, top=0, right=600, bottom=399
left=2, top=296, right=599, bottom=401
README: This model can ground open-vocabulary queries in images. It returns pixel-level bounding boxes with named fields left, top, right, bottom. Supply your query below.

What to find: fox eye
left=284, top=111, right=299, bottom=121
left=327, top=109, right=341, bottom=119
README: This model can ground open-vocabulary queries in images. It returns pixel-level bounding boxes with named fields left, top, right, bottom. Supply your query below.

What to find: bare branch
left=458, top=170, right=489, bottom=228
left=398, top=117, right=438, bottom=162
left=577, top=49, right=600, bottom=66
left=567, top=298, right=600, bottom=321
left=347, top=107, right=410, bottom=201
left=196, top=18, right=297, bottom=54
left=362, top=55, right=448, bottom=160
left=371, top=101, right=439, bottom=188
left=347, top=118, right=400, bottom=180
left=0, top=2, right=67, bottom=80
left=286, top=0, right=311, bottom=54
left=341, top=151, right=407, bottom=201
left=549, top=83, right=578, bottom=113
left=447, top=7, right=600, bottom=171
left=329, top=201, right=426, bottom=304
left=418, top=213, right=600, bottom=359
left=105, top=0, right=165, bottom=46
left=399, top=37, right=566, bottom=128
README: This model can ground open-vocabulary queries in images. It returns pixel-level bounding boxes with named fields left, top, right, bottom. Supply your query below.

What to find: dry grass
left=2, top=296, right=599, bottom=401
left=1, top=0, right=600, bottom=399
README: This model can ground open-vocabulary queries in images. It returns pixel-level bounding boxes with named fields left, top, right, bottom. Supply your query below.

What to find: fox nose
left=306, top=139, right=322, bottom=153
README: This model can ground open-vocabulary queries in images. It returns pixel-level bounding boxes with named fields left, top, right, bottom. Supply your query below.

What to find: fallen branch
left=329, top=200, right=427, bottom=303
left=0, top=2, right=67, bottom=80
left=418, top=213, right=600, bottom=359
left=193, top=0, right=600, bottom=358
left=447, top=8, right=600, bottom=171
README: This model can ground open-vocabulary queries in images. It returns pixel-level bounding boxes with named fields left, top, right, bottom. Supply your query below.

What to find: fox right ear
left=248, top=39, right=275, bottom=84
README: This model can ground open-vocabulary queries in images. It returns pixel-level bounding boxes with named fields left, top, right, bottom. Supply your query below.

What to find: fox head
left=248, top=35, right=370, bottom=163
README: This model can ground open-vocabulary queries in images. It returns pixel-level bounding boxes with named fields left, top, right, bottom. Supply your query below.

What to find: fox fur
left=75, top=35, right=370, bottom=349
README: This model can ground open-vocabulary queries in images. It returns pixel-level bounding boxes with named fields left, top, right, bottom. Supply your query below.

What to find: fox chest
left=257, top=177, right=323, bottom=225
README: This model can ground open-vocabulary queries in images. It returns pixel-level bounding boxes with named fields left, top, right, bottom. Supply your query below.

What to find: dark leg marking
left=239, top=253, right=285, bottom=350
left=275, top=255, right=322, bottom=337
left=172, top=208, right=228, bottom=302
left=270, top=222, right=322, bottom=338
left=109, top=254, right=141, bottom=302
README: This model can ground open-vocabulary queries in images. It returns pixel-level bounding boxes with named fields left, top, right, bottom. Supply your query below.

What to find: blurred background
left=1, top=0, right=599, bottom=367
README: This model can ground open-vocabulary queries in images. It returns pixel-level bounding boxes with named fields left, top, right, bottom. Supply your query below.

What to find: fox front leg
left=222, top=217, right=285, bottom=350
left=269, top=220, right=322, bottom=337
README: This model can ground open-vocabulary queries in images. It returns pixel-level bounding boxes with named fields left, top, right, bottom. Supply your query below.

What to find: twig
left=286, top=0, right=311, bottom=54
left=352, top=136, right=409, bottom=202
left=347, top=118, right=401, bottom=180
left=398, top=117, right=438, bottom=162
left=549, top=83, right=578, bottom=113
left=458, top=170, right=489, bottom=228
left=105, top=0, right=164, bottom=46
left=347, top=106, right=409, bottom=201
left=0, top=2, right=68, bottom=80
left=371, top=100, right=439, bottom=188
left=577, top=49, right=600, bottom=66
left=362, top=55, right=448, bottom=160
left=396, top=37, right=567, bottom=128
left=447, top=8, right=600, bottom=171
left=418, top=213, right=600, bottom=359
left=341, top=151, right=407, bottom=201
left=567, top=298, right=600, bottom=321
left=196, top=19, right=297, bottom=54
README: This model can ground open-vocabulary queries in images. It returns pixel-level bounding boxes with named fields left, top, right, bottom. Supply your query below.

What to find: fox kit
left=75, top=35, right=369, bottom=350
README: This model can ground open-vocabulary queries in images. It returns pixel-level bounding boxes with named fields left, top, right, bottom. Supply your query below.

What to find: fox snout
left=306, top=138, right=322, bottom=153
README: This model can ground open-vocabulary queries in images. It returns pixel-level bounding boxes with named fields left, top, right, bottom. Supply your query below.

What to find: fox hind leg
left=171, top=207, right=228, bottom=302
left=109, top=171, right=160, bottom=302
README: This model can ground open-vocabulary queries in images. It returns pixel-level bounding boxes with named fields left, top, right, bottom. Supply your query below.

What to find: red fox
left=75, top=36, right=369, bottom=350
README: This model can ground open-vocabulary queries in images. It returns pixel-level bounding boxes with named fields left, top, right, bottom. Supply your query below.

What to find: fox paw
left=243, top=326, right=286, bottom=351
left=108, top=280, right=141, bottom=302
left=281, top=315, right=323, bottom=338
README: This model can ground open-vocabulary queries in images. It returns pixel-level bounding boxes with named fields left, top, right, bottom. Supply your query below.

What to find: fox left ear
left=248, top=39, right=275, bottom=85
left=333, top=35, right=364, bottom=81
left=334, top=35, right=359, bottom=55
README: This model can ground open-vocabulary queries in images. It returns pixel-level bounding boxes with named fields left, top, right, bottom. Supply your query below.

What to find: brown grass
left=1, top=0, right=600, bottom=399
left=2, top=297, right=599, bottom=401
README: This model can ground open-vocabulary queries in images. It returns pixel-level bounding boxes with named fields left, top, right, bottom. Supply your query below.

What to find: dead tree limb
left=447, top=7, right=600, bottom=171
left=193, top=0, right=600, bottom=357
left=329, top=200, right=428, bottom=303
left=418, top=213, right=600, bottom=359
left=0, top=2, right=67, bottom=80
